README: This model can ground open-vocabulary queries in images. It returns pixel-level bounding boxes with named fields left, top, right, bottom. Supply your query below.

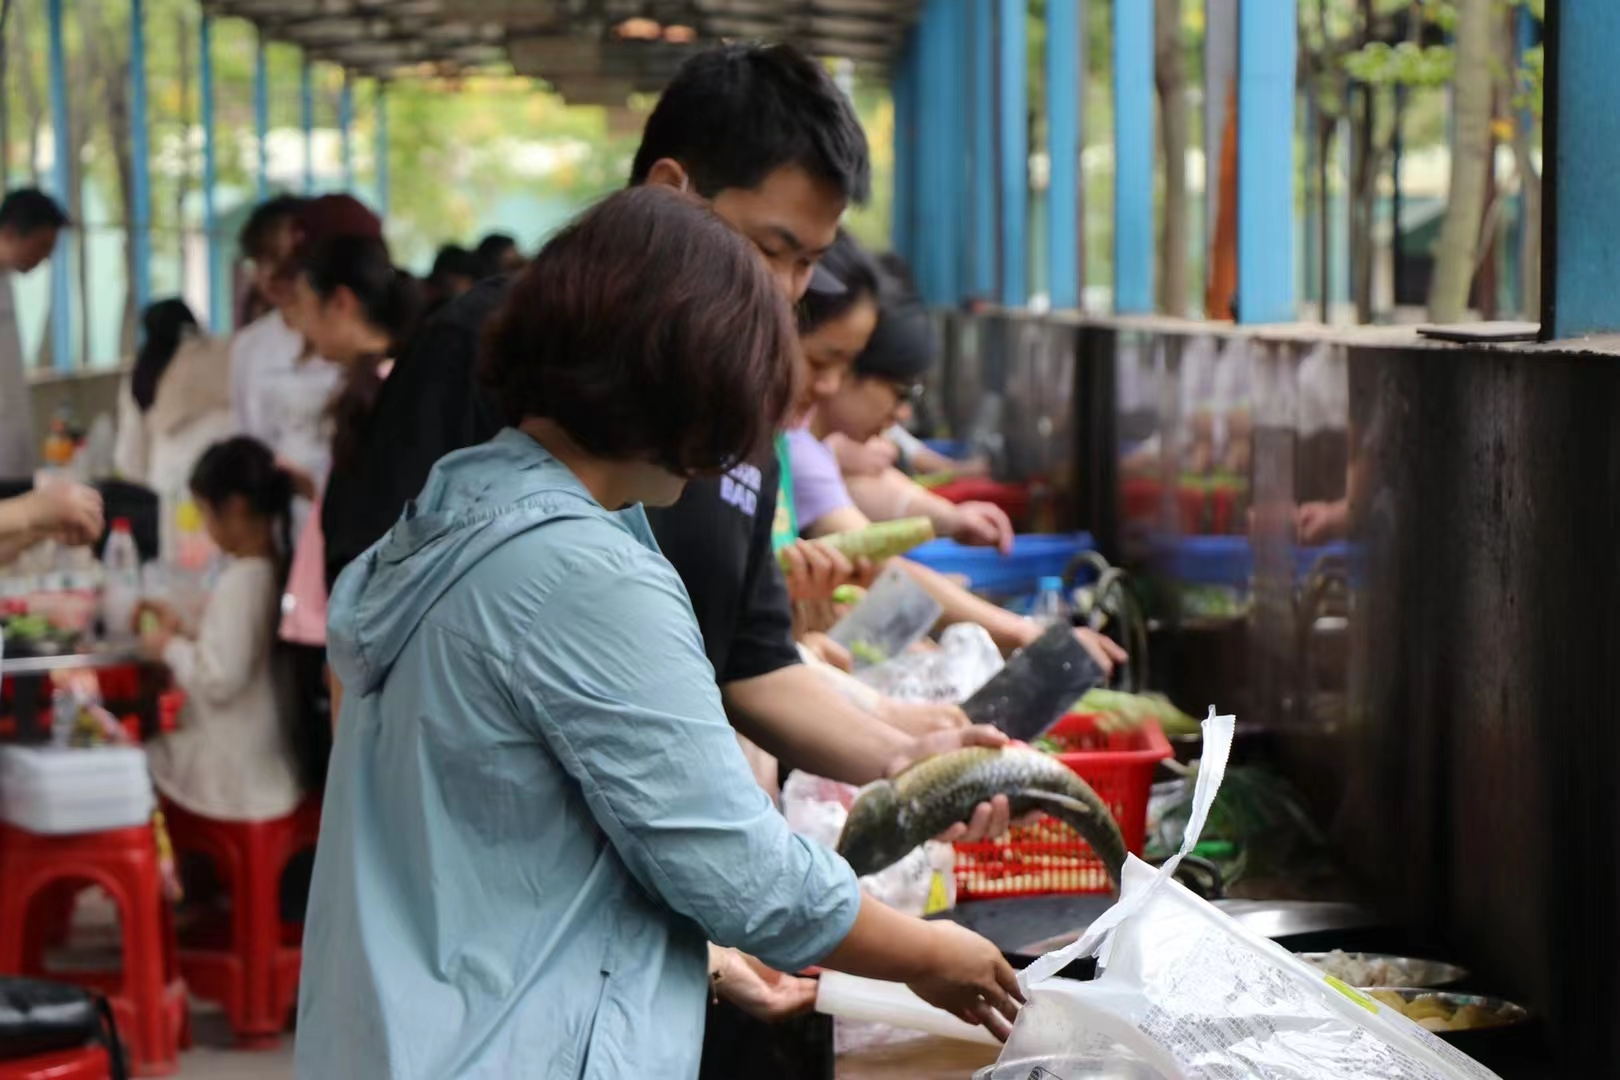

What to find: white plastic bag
left=982, top=710, right=1502, bottom=1080
left=855, top=622, right=1004, bottom=704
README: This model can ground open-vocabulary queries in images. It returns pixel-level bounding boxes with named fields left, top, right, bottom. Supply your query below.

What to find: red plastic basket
left=953, top=713, right=1173, bottom=900
left=930, top=479, right=1032, bottom=529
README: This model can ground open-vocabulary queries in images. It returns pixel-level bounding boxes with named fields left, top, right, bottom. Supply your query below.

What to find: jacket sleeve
left=511, top=547, right=861, bottom=974
left=165, top=562, right=275, bottom=707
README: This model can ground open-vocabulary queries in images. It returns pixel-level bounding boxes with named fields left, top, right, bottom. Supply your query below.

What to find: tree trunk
left=1348, top=0, right=1376, bottom=323
left=175, top=7, right=189, bottom=282
left=16, top=0, right=41, bottom=186
left=1, top=0, right=14, bottom=183
left=1514, top=128, right=1541, bottom=319
left=1428, top=0, right=1495, bottom=323
left=87, top=3, right=136, bottom=356
left=1154, top=0, right=1188, bottom=315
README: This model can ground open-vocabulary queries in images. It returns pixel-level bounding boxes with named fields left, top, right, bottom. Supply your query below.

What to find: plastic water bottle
left=101, top=519, right=142, bottom=641
left=1030, top=576, right=1072, bottom=630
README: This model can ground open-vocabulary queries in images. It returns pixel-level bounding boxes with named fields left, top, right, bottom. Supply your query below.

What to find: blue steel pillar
left=970, top=0, right=996, bottom=301
left=301, top=56, right=315, bottom=194
left=130, top=0, right=152, bottom=321
left=915, top=0, right=961, bottom=306
left=890, top=34, right=918, bottom=272
left=1046, top=0, right=1081, bottom=310
left=46, top=0, right=71, bottom=369
left=1541, top=1, right=1614, bottom=338
left=997, top=0, right=1028, bottom=307
left=254, top=31, right=269, bottom=200
left=1113, top=0, right=1153, bottom=313
left=375, top=81, right=391, bottom=219
left=1236, top=0, right=1297, bottom=324
left=339, top=72, right=355, bottom=191
left=200, top=12, right=222, bottom=333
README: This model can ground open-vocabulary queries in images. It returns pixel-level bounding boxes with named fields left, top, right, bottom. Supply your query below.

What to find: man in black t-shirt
left=321, top=44, right=1048, bottom=1066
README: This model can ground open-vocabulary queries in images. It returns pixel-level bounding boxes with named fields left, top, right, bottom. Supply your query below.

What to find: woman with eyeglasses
left=790, top=238, right=1127, bottom=668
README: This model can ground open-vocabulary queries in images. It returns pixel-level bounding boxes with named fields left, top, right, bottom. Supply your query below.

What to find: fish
left=835, top=746, right=1128, bottom=885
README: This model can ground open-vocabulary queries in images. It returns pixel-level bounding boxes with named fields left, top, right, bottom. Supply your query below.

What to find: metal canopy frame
left=200, top=1, right=920, bottom=103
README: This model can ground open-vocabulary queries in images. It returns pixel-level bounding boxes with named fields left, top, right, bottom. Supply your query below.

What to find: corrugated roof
left=201, top=1, right=917, bottom=104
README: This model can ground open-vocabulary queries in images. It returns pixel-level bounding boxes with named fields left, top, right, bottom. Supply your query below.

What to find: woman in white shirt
left=114, top=300, right=236, bottom=562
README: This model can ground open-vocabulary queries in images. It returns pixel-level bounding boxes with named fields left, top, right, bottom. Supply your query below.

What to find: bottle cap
left=112, top=518, right=132, bottom=532
left=1038, top=576, right=1065, bottom=591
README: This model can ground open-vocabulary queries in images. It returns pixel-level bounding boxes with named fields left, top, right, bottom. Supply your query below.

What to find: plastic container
left=929, top=478, right=1031, bottom=527
left=952, top=713, right=1173, bottom=900
left=100, top=519, right=141, bottom=641
left=1029, top=576, right=1071, bottom=629
left=0, top=744, right=155, bottom=834
left=815, top=971, right=999, bottom=1047
left=828, top=564, right=943, bottom=670
left=906, top=532, right=1097, bottom=598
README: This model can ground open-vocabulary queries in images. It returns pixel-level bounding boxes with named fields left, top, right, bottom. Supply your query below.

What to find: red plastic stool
left=161, top=798, right=320, bottom=1049
left=0, top=826, right=187, bottom=1078
left=0, top=1047, right=112, bottom=1080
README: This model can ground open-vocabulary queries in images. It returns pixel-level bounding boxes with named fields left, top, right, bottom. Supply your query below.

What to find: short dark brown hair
left=480, top=185, right=798, bottom=476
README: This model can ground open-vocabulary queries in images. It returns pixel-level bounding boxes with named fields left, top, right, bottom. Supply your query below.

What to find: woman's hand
left=710, top=945, right=820, bottom=1022
left=1009, top=620, right=1127, bottom=675
left=940, top=500, right=1015, bottom=555
left=874, top=698, right=968, bottom=737
left=799, top=631, right=853, bottom=673
left=828, top=432, right=899, bottom=478
left=779, top=539, right=872, bottom=602
left=24, top=483, right=104, bottom=547
left=907, top=922, right=1023, bottom=1040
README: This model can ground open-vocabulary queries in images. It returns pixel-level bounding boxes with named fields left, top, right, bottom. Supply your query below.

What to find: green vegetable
left=832, top=585, right=866, bottom=606
left=1072, top=688, right=1202, bottom=737
left=779, top=517, right=935, bottom=573
left=849, top=640, right=888, bottom=667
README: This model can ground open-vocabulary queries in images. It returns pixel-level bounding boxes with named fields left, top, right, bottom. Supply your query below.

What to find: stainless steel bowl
left=1365, top=988, right=1530, bottom=1033
left=1299, top=951, right=1469, bottom=989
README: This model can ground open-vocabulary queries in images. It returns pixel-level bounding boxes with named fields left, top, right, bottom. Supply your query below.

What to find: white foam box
left=0, top=744, right=155, bottom=835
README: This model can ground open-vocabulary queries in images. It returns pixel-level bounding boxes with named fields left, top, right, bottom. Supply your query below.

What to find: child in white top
left=140, top=437, right=302, bottom=821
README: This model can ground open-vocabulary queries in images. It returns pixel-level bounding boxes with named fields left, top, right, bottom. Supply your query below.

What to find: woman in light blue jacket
left=295, top=187, right=1020, bottom=1079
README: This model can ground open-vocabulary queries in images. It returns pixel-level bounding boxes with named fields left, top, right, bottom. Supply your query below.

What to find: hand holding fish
left=890, top=724, right=1022, bottom=844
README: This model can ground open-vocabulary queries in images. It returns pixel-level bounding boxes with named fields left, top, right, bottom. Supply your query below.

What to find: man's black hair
left=630, top=43, right=870, bottom=205
left=0, top=188, right=70, bottom=235
left=238, top=194, right=306, bottom=260
left=432, top=244, right=481, bottom=283
left=474, top=233, right=518, bottom=273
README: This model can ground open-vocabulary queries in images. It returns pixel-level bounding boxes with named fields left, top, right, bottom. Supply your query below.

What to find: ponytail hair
left=299, top=235, right=420, bottom=354
left=189, top=436, right=296, bottom=596
left=133, top=298, right=200, bottom=412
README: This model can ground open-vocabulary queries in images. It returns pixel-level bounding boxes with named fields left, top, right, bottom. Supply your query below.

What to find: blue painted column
left=1236, top=0, right=1297, bottom=324
left=1046, top=0, right=1081, bottom=310
left=1544, top=0, right=1620, bottom=337
left=997, top=0, right=1028, bottom=307
left=339, top=72, right=355, bottom=191
left=301, top=56, right=315, bottom=194
left=375, top=81, right=391, bottom=219
left=200, top=12, right=222, bottom=333
left=254, top=31, right=269, bottom=200
left=916, top=0, right=962, bottom=306
left=129, top=0, right=152, bottom=321
left=46, top=0, right=71, bottom=370
left=891, top=38, right=918, bottom=270
left=970, top=0, right=996, bottom=301
left=1113, top=0, right=1153, bottom=313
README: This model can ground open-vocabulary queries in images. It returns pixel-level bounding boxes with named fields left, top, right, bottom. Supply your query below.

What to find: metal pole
left=130, top=0, right=152, bottom=321
left=200, top=11, right=222, bottom=333
left=970, top=0, right=996, bottom=300
left=339, top=69, right=354, bottom=191
left=374, top=79, right=390, bottom=218
left=46, top=0, right=70, bottom=370
left=997, top=0, right=1028, bottom=307
left=254, top=30, right=269, bottom=201
left=1236, top=0, right=1298, bottom=323
left=1046, top=0, right=1081, bottom=310
left=1113, top=0, right=1154, bottom=314
left=301, top=54, right=315, bottom=195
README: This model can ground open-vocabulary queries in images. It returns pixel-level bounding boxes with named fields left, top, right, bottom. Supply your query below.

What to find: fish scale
left=836, top=746, right=1128, bottom=885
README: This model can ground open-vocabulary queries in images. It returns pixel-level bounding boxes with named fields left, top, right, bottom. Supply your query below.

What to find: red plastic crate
left=953, top=713, right=1173, bottom=900
left=930, top=478, right=1032, bottom=529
